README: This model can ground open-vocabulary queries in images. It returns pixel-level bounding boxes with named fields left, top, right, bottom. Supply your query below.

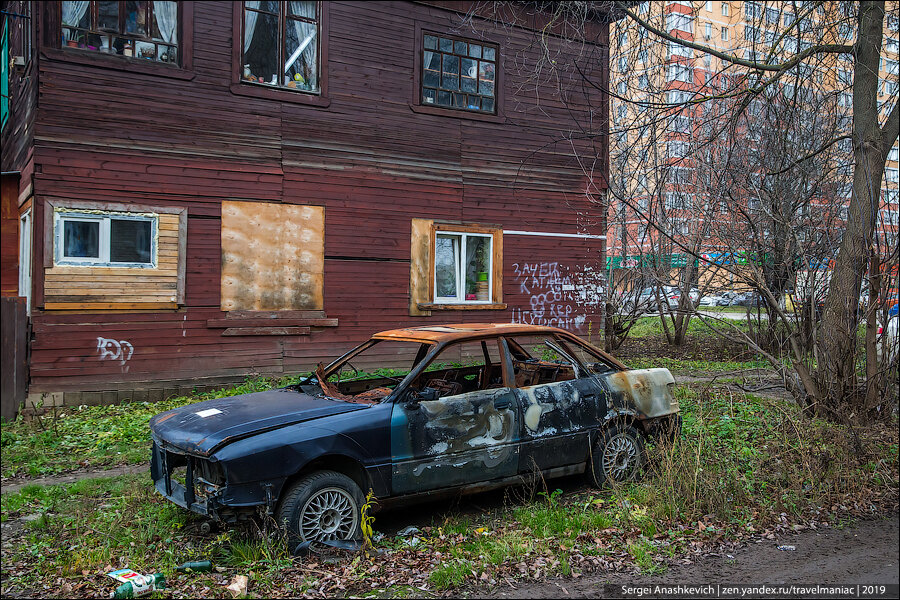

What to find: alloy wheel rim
left=602, top=434, right=638, bottom=481
left=299, top=487, right=359, bottom=541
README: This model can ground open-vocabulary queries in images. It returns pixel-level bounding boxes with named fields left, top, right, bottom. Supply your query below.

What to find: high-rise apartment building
left=608, top=1, right=898, bottom=294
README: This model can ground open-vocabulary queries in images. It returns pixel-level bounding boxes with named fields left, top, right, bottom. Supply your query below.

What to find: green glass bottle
left=111, top=573, right=165, bottom=598
left=174, top=560, right=213, bottom=573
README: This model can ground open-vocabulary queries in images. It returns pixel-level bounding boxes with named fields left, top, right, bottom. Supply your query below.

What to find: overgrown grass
left=626, top=356, right=771, bottom=374
left=3, top=384, right=895, bottom=597
left=626, top=315, right=752, bottom=340
left=0, top=376, right=306, bottom=479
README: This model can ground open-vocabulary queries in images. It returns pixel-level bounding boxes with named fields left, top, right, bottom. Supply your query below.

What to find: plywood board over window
left=221, top=201, right=324, bottom=312
left=42, top=199, right=187, bottom=310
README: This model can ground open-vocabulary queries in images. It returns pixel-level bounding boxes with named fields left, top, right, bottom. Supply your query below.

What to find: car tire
left=276, top=470, right=364, bottom=546
left=587, top=424, right=645, bottom=488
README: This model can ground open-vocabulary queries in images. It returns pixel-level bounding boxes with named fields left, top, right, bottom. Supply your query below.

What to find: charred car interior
left=150, top=324, right=680, bottom=544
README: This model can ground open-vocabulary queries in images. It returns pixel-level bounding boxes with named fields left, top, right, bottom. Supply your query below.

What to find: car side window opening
left=408, top=339, right=506, bottom=399
left=504, top=334, right=617, bottom=387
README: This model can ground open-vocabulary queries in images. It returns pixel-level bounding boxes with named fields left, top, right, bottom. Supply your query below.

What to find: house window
left=54, top=210, right=156, bottom=267
left=704, top=23, right=712, bottom=39
left=721, top=2, right=729, bottom=16
left=241, top=1, right=320, bottom=93
left=434, top=231, right=493, bottom=303
left=60, top=1, right=180, bottom=63
left=721, top=27, right=729, bottom=41
left=421, top=33, right=497, bottom=114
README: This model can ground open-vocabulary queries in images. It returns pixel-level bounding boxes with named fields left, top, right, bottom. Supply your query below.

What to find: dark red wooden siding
left=4, top=1, right=610, bottom=394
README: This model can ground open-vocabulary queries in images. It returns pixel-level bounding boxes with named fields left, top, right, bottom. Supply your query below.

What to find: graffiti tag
left=96, top=337, right=134, bottom=366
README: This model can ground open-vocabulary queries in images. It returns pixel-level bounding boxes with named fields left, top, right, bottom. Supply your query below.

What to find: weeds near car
left=2, top=383, right=896, bottom=598
left=0, top=376, right=303, bottom=479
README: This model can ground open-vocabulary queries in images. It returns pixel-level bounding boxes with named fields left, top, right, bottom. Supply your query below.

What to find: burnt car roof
left=370, top=323, right=627, bottom=370
left=372, top=323, right=571, bottom=343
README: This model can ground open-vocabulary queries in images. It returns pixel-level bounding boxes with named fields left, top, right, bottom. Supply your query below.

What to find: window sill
left=408, top=102, right=505, bottom=123
left=230, top=82, right=332, bottom=107
left=418, top=302, right=507, bottom=311
left=41, top=48, right=195, bottom=80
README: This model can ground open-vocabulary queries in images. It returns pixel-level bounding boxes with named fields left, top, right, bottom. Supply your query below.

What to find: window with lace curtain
left=59, top=1, right=179, bottom=63
left=241, top=1, right=320, bottom=93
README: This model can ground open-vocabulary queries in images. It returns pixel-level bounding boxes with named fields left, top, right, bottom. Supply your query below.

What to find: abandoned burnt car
left=150, top=324, right=680, bottom=543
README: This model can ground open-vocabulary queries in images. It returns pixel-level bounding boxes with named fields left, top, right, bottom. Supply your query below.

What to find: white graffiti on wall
left=96, top=337, right=134, bottom=366
left=511, top=262, right=605, bottom=330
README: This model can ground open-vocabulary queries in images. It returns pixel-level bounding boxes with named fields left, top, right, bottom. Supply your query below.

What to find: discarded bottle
left=110, top=573, right=165, bottom=599
left=175, top=560, right=212, bottom=573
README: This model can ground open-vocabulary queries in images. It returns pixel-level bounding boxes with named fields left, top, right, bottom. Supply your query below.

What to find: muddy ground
left=473, top=515, right=899, bottom=598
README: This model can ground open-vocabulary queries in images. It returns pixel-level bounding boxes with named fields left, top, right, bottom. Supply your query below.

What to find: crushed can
left=107, top=569, right=165, bottom=599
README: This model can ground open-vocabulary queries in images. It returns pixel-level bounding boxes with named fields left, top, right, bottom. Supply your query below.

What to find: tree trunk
left=817, top=1, right=892, bottom=421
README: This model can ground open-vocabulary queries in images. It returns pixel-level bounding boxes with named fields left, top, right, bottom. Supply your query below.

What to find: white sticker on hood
left=195, top=408, right=223, bottom=418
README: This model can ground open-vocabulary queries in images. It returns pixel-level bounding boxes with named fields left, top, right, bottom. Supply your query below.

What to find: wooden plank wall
left=43, top=211, right=182, bottom=307
left=19, top=1, right=610, bottom=394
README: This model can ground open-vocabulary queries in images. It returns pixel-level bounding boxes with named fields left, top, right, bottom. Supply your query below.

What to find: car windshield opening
left=301, top=339, right=434, bottom=403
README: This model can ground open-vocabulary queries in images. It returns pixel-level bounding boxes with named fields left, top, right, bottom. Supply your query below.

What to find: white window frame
left=54, top=209, right=158, bottom=268
left=704, top=22, right=712, bottom=39
left=888, top=145, right=899, bottom=162
left=721, top=27, right=729, bottom=41
left=721, top=2, right=729, bottom=16
left=433, top=231, right=493, bottom=304
left=19, top=209, right=32, bottom=313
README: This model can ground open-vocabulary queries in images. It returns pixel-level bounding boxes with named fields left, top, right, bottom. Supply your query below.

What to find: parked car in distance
left=732, top=292, right=767, bottom=308
left=149, top=324, right=681, bottom=544
left=699, top=292, right=726, bottom=307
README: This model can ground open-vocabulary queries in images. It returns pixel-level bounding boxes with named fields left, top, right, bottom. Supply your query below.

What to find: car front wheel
left=276, top=470, right=364, bottom=545
left=587, top=424, right=645, bottom=487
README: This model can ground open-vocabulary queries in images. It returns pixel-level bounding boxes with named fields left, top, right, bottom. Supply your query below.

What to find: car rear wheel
left=587, top=424, right=645, bottom=488
left=276, top=470, right=363, bottom=546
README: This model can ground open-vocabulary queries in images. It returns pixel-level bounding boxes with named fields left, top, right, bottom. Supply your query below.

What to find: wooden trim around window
left=411, top=22, right=505, bottom=123
left=230, top=1, right=331, bottom=108
left=428, top=221, right=503, bottom=310
left=42, top=199, right=188, bottom=310
left=41, top=2, right=195, bottom=80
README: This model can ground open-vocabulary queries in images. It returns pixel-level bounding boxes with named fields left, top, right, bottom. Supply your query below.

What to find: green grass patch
left=626, top=357, right=770, bottom=374
left=2, top=383, right=896, bottom=598
left=0, top=376, right=306, bottom=479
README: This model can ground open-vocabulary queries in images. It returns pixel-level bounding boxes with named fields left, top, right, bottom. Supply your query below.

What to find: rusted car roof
left=372, top=323, right=627, bottom=370
left=372, top=323, right=566, bottom=343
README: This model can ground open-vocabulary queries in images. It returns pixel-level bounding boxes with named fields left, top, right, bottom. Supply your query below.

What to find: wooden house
left=1, top=1, right=614, bottom=406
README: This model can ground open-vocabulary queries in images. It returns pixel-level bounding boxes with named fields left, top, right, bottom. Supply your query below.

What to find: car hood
left=149, top=388, right=366, bottom=456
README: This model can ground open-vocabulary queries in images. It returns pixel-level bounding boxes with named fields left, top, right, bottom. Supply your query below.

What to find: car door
left=504, top=335, right=603, bottom=474
left=390, top=339, right=520, bottom=495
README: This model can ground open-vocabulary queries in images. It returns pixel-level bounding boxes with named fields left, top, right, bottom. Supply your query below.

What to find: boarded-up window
left=43, top=200, right=187, bottom=310
left=221, top=201, right=324, bottom=312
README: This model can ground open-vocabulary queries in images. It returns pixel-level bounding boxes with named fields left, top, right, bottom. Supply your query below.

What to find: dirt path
left=0, top=464, right=146, bottom=495
left=477, top=515, right=900, bottom=598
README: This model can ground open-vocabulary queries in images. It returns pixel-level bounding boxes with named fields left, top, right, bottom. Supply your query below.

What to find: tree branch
left=617, top=1, right=854, bottom=73
left=767, top=134, right=852, bottom=176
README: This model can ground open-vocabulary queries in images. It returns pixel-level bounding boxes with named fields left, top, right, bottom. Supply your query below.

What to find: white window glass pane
left=64, top=220, right=100, bottom=258
left=243, top=11, right=279, bottom=85
left=464, top=236, right=491, bottom=301
left=110, top=219, right=152, bottom=263
left=435, top=235, right=460, bottom=299
left=285, top=18, right=318, bottom=90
